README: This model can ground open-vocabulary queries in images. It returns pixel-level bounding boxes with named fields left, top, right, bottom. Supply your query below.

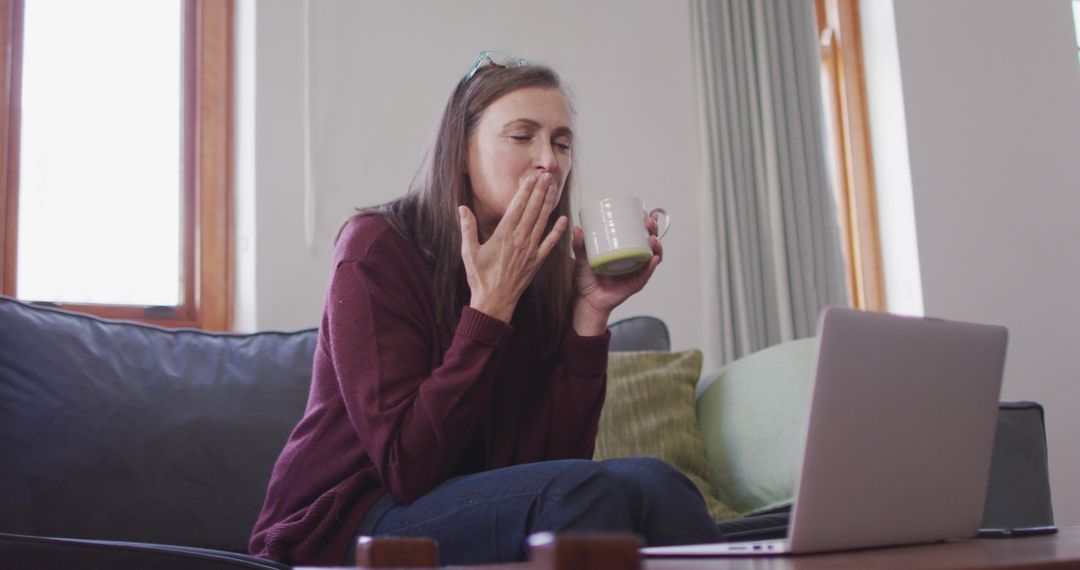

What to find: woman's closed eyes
left=507, top=134, right=572, bottom=154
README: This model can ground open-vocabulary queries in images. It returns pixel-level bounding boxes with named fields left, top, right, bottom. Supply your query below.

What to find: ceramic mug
left=578, top=196, right=670, bottom=276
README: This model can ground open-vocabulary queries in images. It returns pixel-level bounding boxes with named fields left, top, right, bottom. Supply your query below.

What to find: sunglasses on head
left=463, top=50, right=539, bottom=83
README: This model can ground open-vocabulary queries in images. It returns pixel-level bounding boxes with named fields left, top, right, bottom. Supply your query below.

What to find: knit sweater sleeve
left=540, top=327, right=611, bottom=460
left=327, top=220, right=512, bottom=504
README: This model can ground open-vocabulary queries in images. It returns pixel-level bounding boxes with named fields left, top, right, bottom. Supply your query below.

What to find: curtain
left=691, top=0, right=848, bottom=366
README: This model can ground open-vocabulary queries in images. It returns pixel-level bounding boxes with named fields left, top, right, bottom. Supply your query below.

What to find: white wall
left=237, top=0, right=708, bottom=354
left=881, top=0, right=1080, bottom=523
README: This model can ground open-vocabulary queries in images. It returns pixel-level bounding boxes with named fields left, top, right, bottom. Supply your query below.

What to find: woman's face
left=466, top=86, right=573, bottom=237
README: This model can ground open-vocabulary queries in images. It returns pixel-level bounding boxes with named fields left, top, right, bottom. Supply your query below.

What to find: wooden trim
left=28, top=303, right=198, bottom=329
left=835, top=0, right=885, bottom=311
left=819, top=26, right=858, bottom=303
left=814, top=0, right=828, bottom=37
left=192, top=0, right=234, bottom=331
left=819, top=0, right=886, bottom=311
left=0, top=0, right=22, bottom=297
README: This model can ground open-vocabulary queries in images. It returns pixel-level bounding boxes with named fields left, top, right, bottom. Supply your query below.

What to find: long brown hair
left=356, top=63, right=575, bottom=357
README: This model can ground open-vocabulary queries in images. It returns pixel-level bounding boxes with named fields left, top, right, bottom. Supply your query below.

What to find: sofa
left=0, top=295, right=1055, bottom=568
left=0, top=296, right=679, bottom=569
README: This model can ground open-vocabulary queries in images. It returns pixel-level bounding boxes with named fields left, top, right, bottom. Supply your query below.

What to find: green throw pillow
left=594, top=349, right=739, bottom=521
left=695, top=337, right=819, bottom=516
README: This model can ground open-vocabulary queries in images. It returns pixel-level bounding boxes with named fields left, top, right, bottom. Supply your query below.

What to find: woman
left=249, top=52, right=724, bottom=566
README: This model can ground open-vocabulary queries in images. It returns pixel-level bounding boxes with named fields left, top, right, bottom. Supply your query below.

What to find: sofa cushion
left=593, top=349, right=738, bottom=521
left=695, top=337, right=818, bottom=516
left=0, top=296, right=315, bottom=554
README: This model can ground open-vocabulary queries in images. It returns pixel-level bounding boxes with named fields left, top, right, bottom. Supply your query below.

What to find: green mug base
left=588, top=248, right=652, bottom=276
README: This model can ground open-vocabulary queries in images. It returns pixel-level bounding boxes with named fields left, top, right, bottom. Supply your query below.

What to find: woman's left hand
left=571, top=212, right=664, bottom=334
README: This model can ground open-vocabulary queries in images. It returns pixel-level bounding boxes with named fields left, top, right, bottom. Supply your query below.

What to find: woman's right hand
left=459, top=172, right=569, bottom=323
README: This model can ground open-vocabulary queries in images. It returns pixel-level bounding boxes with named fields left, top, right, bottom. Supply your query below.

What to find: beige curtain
left=691, top=0, right=849, bottom=365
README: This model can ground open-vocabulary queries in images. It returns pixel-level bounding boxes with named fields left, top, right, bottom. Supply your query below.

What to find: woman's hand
left=571, top=212, right=664, bottom=336
left=460, top=172, right=569, bottom=323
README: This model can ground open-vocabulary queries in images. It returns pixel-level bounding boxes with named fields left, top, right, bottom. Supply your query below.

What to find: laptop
left=642, top=307, right=1009, bottom=557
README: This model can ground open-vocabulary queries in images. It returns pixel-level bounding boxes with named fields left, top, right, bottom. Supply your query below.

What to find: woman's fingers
left=491, top=171, right=559, bottom=251
left=517, top=172, right=553, bottom=242
left=647, top=213, right=658, bottom=236
left=571, top=226, right=585, bottom=253
left=637, top=254, right=661, bottom=285
left=494, top=174, right=539, bottom=237
left=458, top=205, right=479, bottom=256
left=537, top=215, right=569, bottom=260
left=529, top=176, right=561, bottom=246
left=571, top=226, right=590, bottom=266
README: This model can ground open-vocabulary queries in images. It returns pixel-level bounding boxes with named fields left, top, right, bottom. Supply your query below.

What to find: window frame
left=0, top=0, right=234, bottom=330
left=815, top=0, right=886, bottom=311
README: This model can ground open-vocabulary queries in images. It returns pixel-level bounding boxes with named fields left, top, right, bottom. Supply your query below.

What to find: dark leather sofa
left=0, top=296, right=1054, bottom=568
left=0, top=296, right=669, bottom=569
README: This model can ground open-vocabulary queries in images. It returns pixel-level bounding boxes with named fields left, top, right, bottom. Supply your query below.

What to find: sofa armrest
left=0, top=295, right=316, bottom=553
left=981, top=402, right=1056, bottom=531
left=608, top=316, right=671, bottom=352
left=0, top=532, right=287, bottom=570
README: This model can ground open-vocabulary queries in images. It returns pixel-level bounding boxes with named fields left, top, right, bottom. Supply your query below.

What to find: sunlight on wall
left=859, top=0, right=924, bottom=317
left=17, top=0, right=182, bottom=306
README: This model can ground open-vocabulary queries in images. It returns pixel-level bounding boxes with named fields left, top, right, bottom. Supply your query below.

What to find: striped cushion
left=594, top=349, right=738, bottom=521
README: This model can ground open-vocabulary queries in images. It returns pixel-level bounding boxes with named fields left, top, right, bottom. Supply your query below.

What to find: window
left=0, top=0, right=233, bottom=330
left=1074, top=0, right=1080, bottom=65
left=814, top=0, right=885, bottom=311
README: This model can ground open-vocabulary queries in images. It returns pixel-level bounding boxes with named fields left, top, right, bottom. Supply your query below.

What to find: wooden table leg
left=527, top=532, right=643, bottom=570
left=354, top=536, right=438, bottom=568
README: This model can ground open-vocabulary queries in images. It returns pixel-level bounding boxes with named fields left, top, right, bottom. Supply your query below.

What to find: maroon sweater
left=248, top=215, right=610, bottom=566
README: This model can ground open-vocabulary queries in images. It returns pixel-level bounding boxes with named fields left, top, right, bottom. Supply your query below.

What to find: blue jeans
left=346, top=457, right=725, bottom=565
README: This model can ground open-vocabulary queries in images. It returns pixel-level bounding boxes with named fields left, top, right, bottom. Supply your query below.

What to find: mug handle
left=648, top=207, right=671, bottom=240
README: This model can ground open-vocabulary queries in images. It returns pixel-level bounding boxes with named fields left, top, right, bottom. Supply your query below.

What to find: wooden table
left=305, top=524, right=1080, bottom=569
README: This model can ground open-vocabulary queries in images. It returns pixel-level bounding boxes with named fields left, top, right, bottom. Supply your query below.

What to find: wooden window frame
left=815, top=0, right=885, bottom=311
left=0, top=0, right=233, bottom=330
